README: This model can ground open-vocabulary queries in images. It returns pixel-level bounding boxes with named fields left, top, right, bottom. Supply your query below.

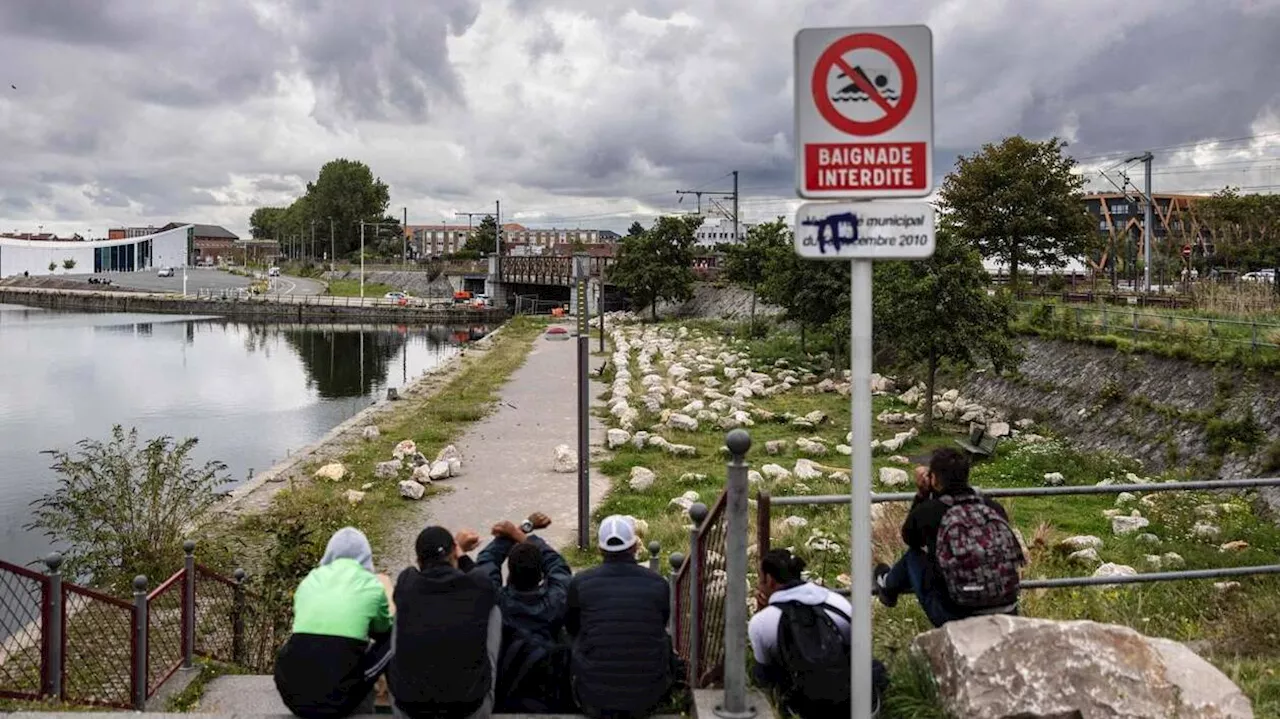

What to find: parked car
left=1242, top=269, right=1276, bottom=283
left=268, top=267, right=281, bottom=277
left=157, top=267, right=174, bottom=277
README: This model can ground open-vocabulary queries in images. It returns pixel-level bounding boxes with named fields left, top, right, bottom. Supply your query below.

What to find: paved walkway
left=380, top=327, right=610, bottom=572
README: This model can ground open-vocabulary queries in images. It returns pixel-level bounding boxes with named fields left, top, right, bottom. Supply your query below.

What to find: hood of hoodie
left=767, top=581, right=832, bottom=607
left=321, top=527, right=374, bottom=573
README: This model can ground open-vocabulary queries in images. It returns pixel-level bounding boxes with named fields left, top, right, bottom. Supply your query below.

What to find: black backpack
left=495, top=624, right=573, bottom=714
left=774, top=601, right=888, bottom=717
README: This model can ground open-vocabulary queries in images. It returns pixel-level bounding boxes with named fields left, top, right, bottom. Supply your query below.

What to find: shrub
left=27, top=426, right=228, bottom=593
left=48, top=261, right=57, bottom=272
left=62, top=258, right=76, bottom=270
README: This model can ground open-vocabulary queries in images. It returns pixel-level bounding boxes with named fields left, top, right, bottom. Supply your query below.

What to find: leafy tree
left=722, top=218, right=789, bottom=333
left=627, top=221, right=645, bottom=237
left=463, top=215, right=499, bottom=256
left=303, top=159, right=391, bottom=257
left=938, top=136, right=1093, bottom=288
left=48, top=261, right=56, bottom=272
left=27, top=426, right=228, bottom=593
left=62, top=258, right=76, bottom=270
left=609, top=215, right=702, bottom=320
left=753, top=222, right=850, bottom=352
left=873, top=229, right=1019, bottom=431
left=1197, top=188, right=1280, bottom=283
left=249, top=207, right=287, bottom=240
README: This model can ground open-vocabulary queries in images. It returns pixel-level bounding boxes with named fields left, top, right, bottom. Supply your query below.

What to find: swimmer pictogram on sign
left=795, top=25, right=933, bottom=199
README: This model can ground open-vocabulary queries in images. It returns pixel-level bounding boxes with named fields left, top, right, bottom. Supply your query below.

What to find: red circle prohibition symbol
left=812, top=33, right=918, bottom=137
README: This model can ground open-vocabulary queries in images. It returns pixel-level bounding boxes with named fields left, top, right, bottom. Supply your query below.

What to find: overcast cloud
left=1, top=0, right=1277, bottom=237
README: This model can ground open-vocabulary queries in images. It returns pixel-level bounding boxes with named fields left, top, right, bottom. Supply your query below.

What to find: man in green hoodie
left=275, top=526, right=394, bottom=719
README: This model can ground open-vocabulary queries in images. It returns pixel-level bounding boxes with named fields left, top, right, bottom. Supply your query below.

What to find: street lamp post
left=360, top=221, right=366, bottom=300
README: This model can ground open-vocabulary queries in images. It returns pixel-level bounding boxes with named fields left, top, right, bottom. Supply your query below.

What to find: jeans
left=882, top=549, right=963, bottom=628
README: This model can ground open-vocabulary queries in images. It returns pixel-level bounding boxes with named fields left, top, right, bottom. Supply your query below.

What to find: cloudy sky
left=1, top=0, right=1278, bottom=238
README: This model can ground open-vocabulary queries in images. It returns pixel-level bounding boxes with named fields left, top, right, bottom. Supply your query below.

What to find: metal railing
left=0, top=543, right=260, bottom=709
left=756, top=475, right=1280, bottom=594
left=1017, top=301, right=1280, bottom=354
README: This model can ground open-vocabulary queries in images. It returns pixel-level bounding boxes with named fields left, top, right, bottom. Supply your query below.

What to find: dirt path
left=380, top=328, right=610, bottom=572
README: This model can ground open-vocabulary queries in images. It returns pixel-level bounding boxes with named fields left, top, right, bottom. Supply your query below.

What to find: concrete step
left=190, top=675, right=689, bottom=718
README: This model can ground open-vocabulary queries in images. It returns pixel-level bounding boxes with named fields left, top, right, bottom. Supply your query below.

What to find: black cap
left=415, top=526, right=455, bottom=565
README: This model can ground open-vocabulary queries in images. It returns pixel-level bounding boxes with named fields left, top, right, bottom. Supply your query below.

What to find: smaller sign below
left=794, top=202, right=935, bottom=260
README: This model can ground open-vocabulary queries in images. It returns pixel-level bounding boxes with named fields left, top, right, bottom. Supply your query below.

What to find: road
left=65, top=268, right=325, bottom=295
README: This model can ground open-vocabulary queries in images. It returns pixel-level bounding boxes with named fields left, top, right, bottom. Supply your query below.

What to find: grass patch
left=582, top=319, right=1280, bottom=718
left=326, top=278, right=398, bottom=297
left=164, top=659, right=250, bottom=712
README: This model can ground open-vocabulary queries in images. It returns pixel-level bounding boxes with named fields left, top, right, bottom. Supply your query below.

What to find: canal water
left=0, top=303, right=483, bottom=568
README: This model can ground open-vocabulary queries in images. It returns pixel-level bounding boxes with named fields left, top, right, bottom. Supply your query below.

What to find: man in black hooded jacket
left=388, top=526, right=499, bottom=719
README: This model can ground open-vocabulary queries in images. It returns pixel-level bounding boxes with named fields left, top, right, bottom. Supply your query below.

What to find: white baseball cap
left=598, top=515, right=638, bottom=551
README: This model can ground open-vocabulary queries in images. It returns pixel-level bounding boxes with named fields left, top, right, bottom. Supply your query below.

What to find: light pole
left=359, top=221, right=366, bottom=300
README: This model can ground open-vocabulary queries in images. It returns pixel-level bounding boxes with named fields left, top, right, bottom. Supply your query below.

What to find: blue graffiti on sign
left=800, top=212, right=859, bottom=254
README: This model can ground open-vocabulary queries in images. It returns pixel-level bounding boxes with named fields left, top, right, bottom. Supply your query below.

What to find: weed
left=1205, top=409, right=1265, bottom=456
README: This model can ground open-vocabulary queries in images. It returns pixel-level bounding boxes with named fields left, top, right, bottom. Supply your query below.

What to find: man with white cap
left=565, top=515, right=676, bottom=719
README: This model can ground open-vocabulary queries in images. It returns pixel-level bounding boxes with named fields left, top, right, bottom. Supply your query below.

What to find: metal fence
left=756, top=476, right=1280, bottom=594
left=670, top=492, right=730, bottom=689
left=0, top=543, right=258, bottom=709
left=1017, top=301, right=1280, bottom=354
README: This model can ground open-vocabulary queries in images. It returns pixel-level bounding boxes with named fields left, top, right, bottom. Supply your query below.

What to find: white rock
left=606, top=428, right=632, bottom=449
left=1057, top=535, right=1104, bottom=552
left=1135, top=533, right=1161, bottom=545
left=665, top=443, right=698, bottom=457
left=1192, top=521, right=1222, bottom=541
left=762, top=464, right=792, bottom=481
left=795, top=438, right=829, bottom=456
left=835, top=444, right=852, bottom=456
left=398, top=480, right=427, bottom=500
left=667, top=413, right=699, bottom=432
left=314, top=463, right=347, bottom=482
left=1068, top=548, right=1101, bottom=566
left=828, top=471, right=851, bottom=483
left=343, top=489, right=366, bottom=505
left=878, top=467, right=911, bottom=487
left=1162, top=552, right=1186, bottom=568
left=1015, top=418, right=1035, bottom=429
left=551, top=444, right=578, bottom=473
left=392, top=439, right=417, bottom=459
left=794, top=459, right=825, bottom=481
left=631, top=431, right=651, bottom=450
left=436, top=444, right=461, bottom=464
left=1115, top=492, right=1137, bottom=506
left=765, top=439, right=787, bottom=455
left=374, top=460, right=402, bottom=479
left=427, top=460, right=451, bottom=480
left=1092, top=562, right=1138, bottom=582
left=411, top=464, right=434, bottom=483
left=668, top=491, right=700, bottom=513
left=888, top=455, right=911, bottom=465
left=782, top=515, right=808, bottom=529
left=747, top=470, right=764, bottom=484
left=988, top=421, right=1011, bottom=438
left=361, top=425, right=381, bottom=441
left=1112, top=515, right=1150, bottom=536
left=913, top=615, right=1254, bottom=719
left=629, top=466, right=656, bottom=491
left=681, top=400, right=705, bottom=414
left=447, top=458, right=462, bottom=477
left=1043, top=472, right=1066, bottom=486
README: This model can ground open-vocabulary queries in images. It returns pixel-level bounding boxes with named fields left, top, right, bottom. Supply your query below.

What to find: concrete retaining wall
left=0, top=287, right=505, bottom=324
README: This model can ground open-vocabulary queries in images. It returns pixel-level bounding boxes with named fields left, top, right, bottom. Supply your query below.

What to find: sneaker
left=873, top=563, right=897, bottom=608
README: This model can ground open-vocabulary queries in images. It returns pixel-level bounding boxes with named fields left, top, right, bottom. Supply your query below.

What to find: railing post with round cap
left=182, top=540, right=196, bottom=668
left=648, top=540, right=662, bottom=573
left=668, top=552, right=685, bottom=637
left=716, top=429, right=756, bottom=718
left=232, top=568, right=247, bottom=666
left=686, top=501, right=708, bottom=688
left=42, top=552, right=64, bottom=700
left=131, top=575, right=149, bottom=710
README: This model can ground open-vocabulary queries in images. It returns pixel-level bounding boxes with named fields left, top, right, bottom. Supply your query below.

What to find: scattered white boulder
left=1112, top=515, right=1151, bottom=536
left=411, top=464, right=434, bottom=484
left=629, top=466, right=657, bottom=491
left=794, top=459, right=825, bottom=481
left=836, top=444, right=852, bottom=456
left=762, top=464, right=792, bottom=481
left=1092, top=562, right=1138, bottom=583
left=782, top=515, right=808, bottom=529
left=795, top=438, right=829, bottom=456
left=392, top=439, right=417, bottom=459
left=1068, top=548, right=1101, bottom=566
left=398, top=480, right=427, bottom=500
left=747, top=470, right=764, bottom=484
left=1135, top=533, right=1162, bottom=545
left=1057, top=535, right=1104, bottom=552
left=1161, top=552, right=1185, bottom=568
left=1193, top=521, right=1222, bottom=541
left=1219, top=540, right=1249, bottom=553
left=988, top=421, right=1011, bottom=438
left=665, top=443, right=698, bottom=457
left=669, top=491, right=700, bottom=513
left=314, top=463, right=347, bottom=482
left=667, top=413, right=699, bottom=432
left=343, top=489, right=366, bottom=505
left=361, top=425, right=381, bottom=441
left=1043, top=472, right=1066, bottom=487
left=606, top=428, right=632, bottom=449
left=1115, top=492, right=1137, bottom=506
left=878, top=467, right=911, bottom=487
left=913, top=615, right=1254, bottom=719
left=428, top=460, right=452, bottom=481
left=374, top=460, right=402, bottom=479
left=552, top=444, right=578, bottom=473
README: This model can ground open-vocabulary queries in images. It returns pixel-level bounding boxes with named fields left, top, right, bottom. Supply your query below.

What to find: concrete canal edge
left=218, top=321, right=516, bottom=517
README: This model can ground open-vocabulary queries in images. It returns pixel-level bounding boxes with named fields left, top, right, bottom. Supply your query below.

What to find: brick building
left=405, top=222, right=613, bottom=258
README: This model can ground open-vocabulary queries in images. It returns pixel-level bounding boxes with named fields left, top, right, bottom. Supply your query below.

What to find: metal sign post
left=794, top=24, right=934, bottom=719
left=574, top=253, right=591, bottom=550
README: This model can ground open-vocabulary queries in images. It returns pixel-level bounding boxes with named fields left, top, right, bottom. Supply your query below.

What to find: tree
left=303, top=159, right=390, bottom=257
left=627, top=221, right=645, bottom=237
left=249, top=207, right=287, bottom=240
left=62, top=258, right=76, bottom=270
left=48, top=261, right=56, bottom=272
left=462, top=215, right=498, bottom=256
left=873, top=229, right=1020, bottom=431
left=752, top=222, right=850, bottom=352
left=27, top=426, right=228, bottom=593
left=608, top=215, right=702, bottom=320
left=722, top=218, right=789, bottom=333
left=1197, top=188, right=1280, bottom=281
left=938, top=136, right=1094, bottom=288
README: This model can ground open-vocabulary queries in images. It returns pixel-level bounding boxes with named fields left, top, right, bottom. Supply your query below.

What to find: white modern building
left=0, top=225, right=192, bottom=278
left=694, top=217, right=753, bottom=248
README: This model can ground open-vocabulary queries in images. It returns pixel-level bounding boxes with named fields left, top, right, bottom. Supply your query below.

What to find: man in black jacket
left=388, top=525, right=500, bottom=719
left=474, top=512, right=575, bottom=712
left=873, top=448, right=1020, bottom=627
left=567, top=515, right=674, bottom=719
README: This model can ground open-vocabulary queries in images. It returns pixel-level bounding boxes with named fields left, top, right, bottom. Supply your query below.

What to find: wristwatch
left=520, top=520, right=534, bottom=534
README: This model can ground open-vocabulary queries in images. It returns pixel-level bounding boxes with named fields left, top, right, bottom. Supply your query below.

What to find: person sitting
left=874, top=447, right=1025, bottom=627
left=474, top=512, right=575, bottom=713
left=565, top=515, right=675, bottom=719
left=388, top=526, right=500, bottom=719
left=274, top=527, right=393, bottom=719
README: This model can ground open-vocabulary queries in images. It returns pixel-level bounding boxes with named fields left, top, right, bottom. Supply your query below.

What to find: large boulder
left=314, top=463, right=347, bottom=482
left=552, top=444, right=578, bottom=473
left=392, top=439, right=417, bottom=459
left=374, top=460, right=403, bottom=479
left=606, top=428, right=632, bottom=450
left=398, top=480, right=427, bottom=500
left=629, top=466, right=657, bottom=491
left=913, top=615, right=1253, bottom=719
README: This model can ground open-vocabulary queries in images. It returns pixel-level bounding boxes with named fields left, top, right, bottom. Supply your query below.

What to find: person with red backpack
left=748, top=549, right=887, bottom=718
left=874, top=448, right=1025, bottom=627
